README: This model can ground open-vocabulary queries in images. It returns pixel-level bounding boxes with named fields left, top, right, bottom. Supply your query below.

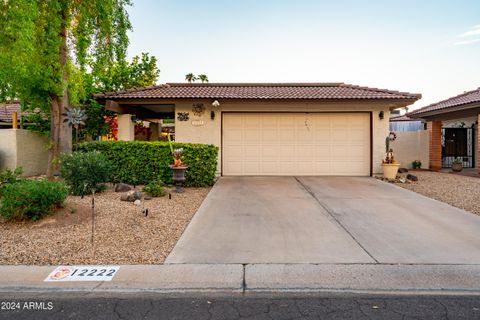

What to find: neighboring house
left=94, top=83, right=420, bottom=176
left=0, top=101, right=21, bottom=128
left=408, top=87, right=480, bottom=172
left=389, top=114, right=424, bottom=132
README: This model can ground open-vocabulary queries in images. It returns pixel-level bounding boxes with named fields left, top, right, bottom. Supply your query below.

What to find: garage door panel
left=279, top=129, right=296, bottom=141
left=224, top=129, right=243, bottom=142
left=244, top=145, right=260, bottom=158
left=223, top=113, right=370, bottom=176
left=262, top=129, right=278, bottom=142
left=315, top=145, right=331, bottom=159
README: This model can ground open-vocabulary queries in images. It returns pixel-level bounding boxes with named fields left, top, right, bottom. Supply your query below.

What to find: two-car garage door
left=222, top=113, right=371, bottom=176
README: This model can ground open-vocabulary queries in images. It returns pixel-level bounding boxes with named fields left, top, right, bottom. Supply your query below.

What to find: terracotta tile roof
left=389, top=114, right=417, bottom=122
left=94, top=83, right=421, bottom=101
left=409, top=87, right=480, bottom=117
left=0, top=101, right=21, bottom=122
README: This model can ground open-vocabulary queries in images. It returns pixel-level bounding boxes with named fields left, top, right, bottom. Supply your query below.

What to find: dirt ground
left=0, top=186, right=211, bottom=265
left=395, top=171, right=480, bottom=215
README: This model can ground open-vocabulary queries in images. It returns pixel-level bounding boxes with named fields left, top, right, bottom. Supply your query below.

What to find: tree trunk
left=46, top=8, right=71, bottom=178
left=46, top=97, right=61, bottom=178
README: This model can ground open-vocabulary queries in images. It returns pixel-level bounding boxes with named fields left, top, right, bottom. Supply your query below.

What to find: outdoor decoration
left=451, top=157, right=463, bottom=172
left=381, top=134, right=400, bottom=179
left=388, top=131, right=397, bottom=141
left=168, top=134, right=188, bottom=193
left=192, top=103, right=205, bottom=116
left=177, top=112, right=189, bottom=121
left=62, top=107, right=87, bottom=148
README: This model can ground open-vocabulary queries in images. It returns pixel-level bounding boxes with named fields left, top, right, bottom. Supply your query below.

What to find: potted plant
left=382, top=149, right=400, bottom=180
left=412, top=160, right=422, bottom=169
left=168, top=134, right=188, bottom=192
left=381, top=135, right=400, bottom=180
left=451, top=157, right=463, bottom=172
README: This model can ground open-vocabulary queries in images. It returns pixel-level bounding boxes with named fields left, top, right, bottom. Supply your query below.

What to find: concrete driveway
left=166, top=176, right=480, bottom=264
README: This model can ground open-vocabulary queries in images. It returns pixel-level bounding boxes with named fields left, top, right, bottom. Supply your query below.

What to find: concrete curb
left=2, top=264, right=480, bottom=294
left=0, top=264, right=244, bottom=293
left=246, top=264, right=480, bottom=293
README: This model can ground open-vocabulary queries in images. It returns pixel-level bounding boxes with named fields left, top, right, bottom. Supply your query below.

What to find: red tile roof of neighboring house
left=94, top=83, right=421, bottom=101
left=389, top=114, right=417, bottom=122
left=0, top=101, right=21, bottom=122
left=409, top=87, right=480, bottom=117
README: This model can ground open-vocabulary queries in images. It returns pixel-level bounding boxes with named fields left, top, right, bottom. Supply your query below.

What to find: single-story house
left=389, top=114, right=424, bottom=132
left=0, top=101, right=21, bottom=128
left=94, top=83, right=420, bottom=176
left=408, top=87, right=479, bottom=172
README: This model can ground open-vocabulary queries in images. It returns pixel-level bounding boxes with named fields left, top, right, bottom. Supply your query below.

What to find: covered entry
left=222, top=112, right=371, bottom=176
left=442, top=128, right=475, bottom=168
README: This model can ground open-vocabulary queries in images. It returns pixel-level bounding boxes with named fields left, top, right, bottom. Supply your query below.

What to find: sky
left=126, top=0, right=480, bottom=110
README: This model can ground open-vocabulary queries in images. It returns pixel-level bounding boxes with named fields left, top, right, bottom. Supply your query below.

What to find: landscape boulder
left=120, top=190, right=144, bottom=202
left=115, top=183, right=132, bottom=192
left=406, top=174, right=418, bottom=182
left=398, top=168, right=409, bottom=173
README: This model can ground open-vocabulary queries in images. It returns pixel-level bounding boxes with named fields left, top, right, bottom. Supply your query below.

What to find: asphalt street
left=1, top=293, right=480, bottom=319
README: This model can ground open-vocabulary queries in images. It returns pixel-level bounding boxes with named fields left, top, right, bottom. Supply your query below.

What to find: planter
left=382, top=163, right=400, bottom=180
left=451, top=163, right=463, bottom=172
left=169, top=165, right=188, bottom=193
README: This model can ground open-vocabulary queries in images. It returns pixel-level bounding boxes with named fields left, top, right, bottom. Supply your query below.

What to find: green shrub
left=77, top=141, right=218, bottom=187
left=412, top=160, right=422, bottom=169
left=59, top=151, right=112, bottom=196
left=0, top=167, right=23, bottom=197
left=0, top=180, right=68, bottom=221
left=143, top=179, right=166, bottom=197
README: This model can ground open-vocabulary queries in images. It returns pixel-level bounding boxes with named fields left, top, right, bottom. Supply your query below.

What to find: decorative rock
left=120, top=193, right=130, bottom=201
left=398, top=168, right=409, bottom=173
left=120, top=190, right=144, bottom=202
left=115, top=183, right=132, bottom=192
left=144, top=196, right=152, bottom=200
left=406, top=174, right=418, bottom=182
left=134, top=200, right=142, bottom=206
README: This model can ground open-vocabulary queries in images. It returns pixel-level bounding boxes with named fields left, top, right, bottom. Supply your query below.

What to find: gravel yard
left=0, top=186, right=211, bottom=265
left=395, top=171, right=480, bottom=215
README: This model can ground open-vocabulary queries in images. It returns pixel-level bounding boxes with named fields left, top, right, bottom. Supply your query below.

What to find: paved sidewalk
left=2, top=264, right=480, bottom=294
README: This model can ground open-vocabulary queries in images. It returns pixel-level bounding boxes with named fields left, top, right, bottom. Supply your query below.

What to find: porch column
left=117, top=114, right=135, bottom=141
left=427, top=120, right=442, bottom=171
left=149, top=122, right=160, bottom=141
left=477, top=114, right=480, bottom=174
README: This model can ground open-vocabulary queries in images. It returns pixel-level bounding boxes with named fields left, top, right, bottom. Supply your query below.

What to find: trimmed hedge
left=77, top=141, right=218, bottom=187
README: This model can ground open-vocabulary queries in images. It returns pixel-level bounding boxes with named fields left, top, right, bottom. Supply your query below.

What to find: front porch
left=409, top=88, right=480, bottom=175
left=105, top=100, right=175, bottom=141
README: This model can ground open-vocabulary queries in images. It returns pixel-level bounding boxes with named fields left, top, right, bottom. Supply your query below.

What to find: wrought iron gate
left=442, top=128, right=475, bottom=168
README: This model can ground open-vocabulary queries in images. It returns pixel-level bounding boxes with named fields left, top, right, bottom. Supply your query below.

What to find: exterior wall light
left=212, top=100, right=220, bottom=108
left=379, top=111, right=384, bottom=120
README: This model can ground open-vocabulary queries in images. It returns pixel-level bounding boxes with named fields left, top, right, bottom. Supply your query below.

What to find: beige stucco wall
left=0, top=130, right=17, bottom=172
left=174, top=100, right=391, bottom=175
left=390, top=131, right=429, bottom=169
left=0, top=129, right=49, bottom=176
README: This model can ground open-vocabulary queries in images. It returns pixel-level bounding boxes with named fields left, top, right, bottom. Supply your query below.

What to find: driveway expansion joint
left=294, top=177, right=379, bottom=263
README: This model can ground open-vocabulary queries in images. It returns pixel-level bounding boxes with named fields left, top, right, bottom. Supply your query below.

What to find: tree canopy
left=0, top=0, right=134, bottom=177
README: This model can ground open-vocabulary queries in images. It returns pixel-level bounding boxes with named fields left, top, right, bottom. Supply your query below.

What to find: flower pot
left=451, top=163, right=463, bottom=172
left=382, top=163, right=400, bottom=180
left=169, top=165, right=188, bottom=193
